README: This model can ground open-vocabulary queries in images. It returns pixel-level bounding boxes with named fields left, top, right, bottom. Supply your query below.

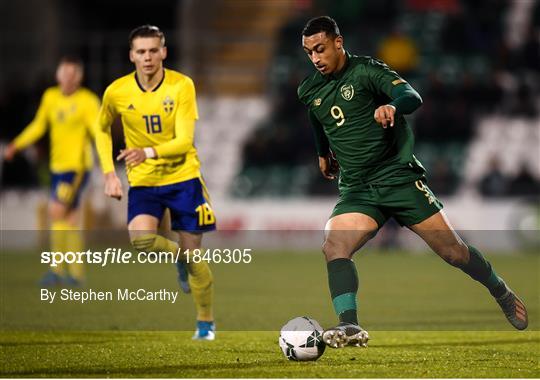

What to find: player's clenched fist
left=374, top=104, right=396, bottom=129
left=104, top=171, right=123, bottom=200
left=319, top=152, right=339, bottom=180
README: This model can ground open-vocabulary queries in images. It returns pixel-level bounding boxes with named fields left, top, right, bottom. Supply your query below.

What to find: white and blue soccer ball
left=279, top=316, right=326, bottom=361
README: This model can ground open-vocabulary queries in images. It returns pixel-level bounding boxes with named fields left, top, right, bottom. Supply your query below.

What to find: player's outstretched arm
left=367, top=58, right=422, bottom=129
left=5, top=91, right=50, bottom=160
left=389, top=83, right=422, bottom=115
left=374, top=84, right=422, bottom=129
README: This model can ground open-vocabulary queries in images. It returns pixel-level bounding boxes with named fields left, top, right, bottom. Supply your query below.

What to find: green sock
left=460, top=245, right=506, bottom=298
left=327, top=258, right=359, bottom=325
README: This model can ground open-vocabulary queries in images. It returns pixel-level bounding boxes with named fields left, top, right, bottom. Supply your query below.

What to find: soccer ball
left=278, top=317, right=326, bottom=361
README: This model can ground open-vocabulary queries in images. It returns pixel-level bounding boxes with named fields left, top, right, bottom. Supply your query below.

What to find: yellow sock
left=50, top=220, right=71, bottom=275
left=131, top=234, right=214, bottom=320
left=187, top=260, right=214, bottom=321
left=131, top=233, right=179, bottom=254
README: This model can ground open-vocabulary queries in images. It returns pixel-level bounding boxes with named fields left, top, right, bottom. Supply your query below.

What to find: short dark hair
left=302, top=16, right=340, bottom=38
left=59, top=55, right=83, bottom=68
left=129, top=24, right=165, bottom=48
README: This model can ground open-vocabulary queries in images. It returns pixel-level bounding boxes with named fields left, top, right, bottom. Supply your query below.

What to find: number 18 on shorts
left=128, top=177, right=216, bottom=232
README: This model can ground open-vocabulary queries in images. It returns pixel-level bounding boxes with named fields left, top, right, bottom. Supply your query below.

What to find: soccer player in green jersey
left=297, top=16, right=528, bottom=348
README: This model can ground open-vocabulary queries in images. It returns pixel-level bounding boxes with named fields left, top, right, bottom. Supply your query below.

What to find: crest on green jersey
left=163, top=96, right=174, bottom=113
left=340, top=84, right=354, bottom=101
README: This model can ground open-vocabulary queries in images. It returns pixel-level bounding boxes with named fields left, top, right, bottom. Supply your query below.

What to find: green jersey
left=298, top=53, right=426, bottom=192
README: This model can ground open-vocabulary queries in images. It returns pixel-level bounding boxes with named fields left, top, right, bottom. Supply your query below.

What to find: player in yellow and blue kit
left=94, top=25, right=216, bottom=340
left=4, top=56, right=99, bottom=286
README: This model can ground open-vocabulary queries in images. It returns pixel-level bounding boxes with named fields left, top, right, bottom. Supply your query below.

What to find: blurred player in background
left=4, top=56, right=99, bottom=286
left=94, top=25, right=216, bottom=340
left=297, top=16, right=528, bottom=348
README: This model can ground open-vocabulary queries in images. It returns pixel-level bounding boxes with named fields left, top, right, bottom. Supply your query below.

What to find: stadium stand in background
left=1, top=0, right=538, bottom=231
left=233, top=0, right=540, bottom=198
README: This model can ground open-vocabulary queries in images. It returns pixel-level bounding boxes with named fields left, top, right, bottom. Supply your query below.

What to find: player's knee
left=365, top=229, right=378, bottom=241
left=322, top=239, right=349, bottom=260
left=188, top=267, right=213, bottom=290
left=190, top=276, right=213, bottom=291
left=438, top=242, right=468, bottom=267
left=131, top=233, right=158, bottom=252
left=49, top=201, right=69, bottom=221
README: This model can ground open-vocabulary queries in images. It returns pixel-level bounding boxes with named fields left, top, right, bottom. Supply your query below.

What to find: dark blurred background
left=236, top=0, right=540, bottom=199
left=1, top=0, right=539, bottom=205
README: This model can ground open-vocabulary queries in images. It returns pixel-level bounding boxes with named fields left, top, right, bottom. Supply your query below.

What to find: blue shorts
left=50, top=171, right=90, bottom=208
left=128, top=177, right=216, bottom=233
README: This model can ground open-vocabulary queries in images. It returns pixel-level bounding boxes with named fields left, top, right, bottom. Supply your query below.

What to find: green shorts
left=332, top=180, right=443, bottom=227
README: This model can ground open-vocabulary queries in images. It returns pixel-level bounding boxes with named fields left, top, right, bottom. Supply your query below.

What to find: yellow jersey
left=95, top=69, right=201, bottom=187
left=13, top=87, right=99, bottom=172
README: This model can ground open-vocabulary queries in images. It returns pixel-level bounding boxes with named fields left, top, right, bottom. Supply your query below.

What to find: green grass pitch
left=1, top=250, right=539, bottom=377
left=2, top=330, right=538, bottom=377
